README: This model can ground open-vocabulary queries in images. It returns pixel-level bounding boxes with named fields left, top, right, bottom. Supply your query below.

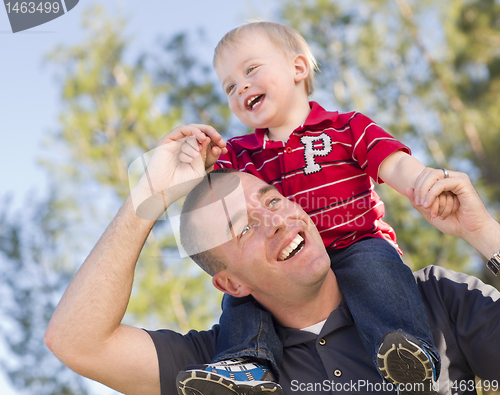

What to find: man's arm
left=45, top=126, right=213, bottom=395
left=415, top=266, right=500, bottom=383
left=44, top=196, right=161, bottom=395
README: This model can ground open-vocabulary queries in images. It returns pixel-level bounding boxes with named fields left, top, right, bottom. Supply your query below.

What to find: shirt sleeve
left=348, top=113, right=411, bottom=183
left=145, top=326, right=219, bottom=395
left=415, top=266, right=500, bottom=381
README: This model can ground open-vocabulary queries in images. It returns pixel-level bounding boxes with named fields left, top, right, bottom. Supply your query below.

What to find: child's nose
left=238, top=83, right=251, bottom=95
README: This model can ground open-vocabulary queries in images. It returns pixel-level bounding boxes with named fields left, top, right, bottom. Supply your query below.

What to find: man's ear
left=212, top=272, right=252, bottom=298
left=293, top=54, right=309, bottom=83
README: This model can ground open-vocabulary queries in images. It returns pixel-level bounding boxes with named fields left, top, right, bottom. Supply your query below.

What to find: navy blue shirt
left=147, top=266, right=500, bottom=394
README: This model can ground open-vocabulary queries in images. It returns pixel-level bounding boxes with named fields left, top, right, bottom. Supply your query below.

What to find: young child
left=176, top=22, right=455, bottom=395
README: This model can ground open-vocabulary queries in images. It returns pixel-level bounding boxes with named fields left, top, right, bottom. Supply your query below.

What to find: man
left=45, top=126, right=500, bottom=395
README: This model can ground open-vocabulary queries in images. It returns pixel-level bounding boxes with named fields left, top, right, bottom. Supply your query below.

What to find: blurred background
left=1, top=0, right=499, bottom=394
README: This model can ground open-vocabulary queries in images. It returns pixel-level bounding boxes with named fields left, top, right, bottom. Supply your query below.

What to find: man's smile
left=278, top=233, right=305, bottom=261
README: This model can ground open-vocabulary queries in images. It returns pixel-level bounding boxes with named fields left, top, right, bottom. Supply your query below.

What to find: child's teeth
left=247, top=95, right=262, bottom=109
left=247, top=95, right=258, bottom=106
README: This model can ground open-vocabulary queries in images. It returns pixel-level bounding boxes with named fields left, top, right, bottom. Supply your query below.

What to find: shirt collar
left=236, top=102, right=339, bottom=150
left=298, top=101, right=339, bottom=130
left=277, top=299, right=353, bottom=347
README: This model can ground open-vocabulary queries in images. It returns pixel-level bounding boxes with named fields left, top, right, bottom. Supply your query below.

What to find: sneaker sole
left=177, top=370, right=284, bottom=395
left=377, top=332, right=437, bottom=394
left=377, top=331, right=434, bottom=384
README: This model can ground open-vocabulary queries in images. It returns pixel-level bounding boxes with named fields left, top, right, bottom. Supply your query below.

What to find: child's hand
left=412, top=167, right=459, bottom=219
left=168, top=124, right=227, bottom=170
left=429, top=191, right=459, bottom=219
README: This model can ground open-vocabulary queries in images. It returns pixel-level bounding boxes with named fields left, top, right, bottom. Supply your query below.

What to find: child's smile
left=245, top=94, right=265, bottom=111
left=215, top=29, right=311, bottom=138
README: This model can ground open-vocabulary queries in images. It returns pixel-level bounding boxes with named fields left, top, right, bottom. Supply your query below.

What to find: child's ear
left=293, top=54, right=309, bottom=83
left=212, top=271, right=252, bottom=298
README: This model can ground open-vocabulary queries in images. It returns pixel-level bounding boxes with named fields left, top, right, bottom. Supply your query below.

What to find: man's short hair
left=213, top=21, right=319, bottom=96
left=179, top=168, right=240, bottom=276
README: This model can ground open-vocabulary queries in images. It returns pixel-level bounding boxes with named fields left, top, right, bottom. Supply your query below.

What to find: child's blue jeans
left=211, top=237, right=439, bottom=378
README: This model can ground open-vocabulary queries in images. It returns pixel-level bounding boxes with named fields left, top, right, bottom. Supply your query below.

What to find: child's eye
left=246, top=66, right=258, bottom=75
left=226, top=84, right=235, bottom=94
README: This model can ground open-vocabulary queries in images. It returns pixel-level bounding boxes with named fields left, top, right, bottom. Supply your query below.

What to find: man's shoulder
left=414, top=266, right=500, bottom=384
left=414, top=265, right=500, bottom=307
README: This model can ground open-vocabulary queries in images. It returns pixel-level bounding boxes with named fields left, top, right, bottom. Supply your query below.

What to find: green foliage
left=2, top=1, right=500, bottom=393
left=44, top=6, right=231, bottom=333
left=47, top=7, right=177, bottom=199
left=2, top=6, right=232, bottom=392
left=445, top=0, right=500, bottom=199
left=0, top=192, right=89, bottom=395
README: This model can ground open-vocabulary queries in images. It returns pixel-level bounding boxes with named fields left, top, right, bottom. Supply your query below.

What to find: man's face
left=207, top=173, right=331, bottom=303
left=215, top=30, right=301, bottom=131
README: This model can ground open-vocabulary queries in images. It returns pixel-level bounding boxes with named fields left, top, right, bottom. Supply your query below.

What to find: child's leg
left=212, top=294, right=283, bottom=377
left=328, top=238, right=440, bottom=374
left=176, top=295, right=284, bottom=395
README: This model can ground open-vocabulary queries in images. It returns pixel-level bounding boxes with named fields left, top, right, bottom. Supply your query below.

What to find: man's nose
left=255, top=208, right=286, bottom=237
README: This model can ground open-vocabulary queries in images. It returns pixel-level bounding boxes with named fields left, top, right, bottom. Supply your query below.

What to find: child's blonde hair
left=213, top=21, right=319, bottom=96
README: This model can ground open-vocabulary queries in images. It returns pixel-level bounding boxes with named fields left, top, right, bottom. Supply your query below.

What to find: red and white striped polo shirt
left=215, top=102, right=410, bottom=251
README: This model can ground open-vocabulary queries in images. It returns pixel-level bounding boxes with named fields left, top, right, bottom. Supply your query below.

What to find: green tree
left=1, top=5, right=234, bottom=394
left=0, top=192, right=89, bottom=395
left=45, top=6, right=233, bottom=333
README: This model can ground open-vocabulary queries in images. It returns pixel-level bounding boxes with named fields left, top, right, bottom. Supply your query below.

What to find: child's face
left=215, top=30, right=304, bottom=130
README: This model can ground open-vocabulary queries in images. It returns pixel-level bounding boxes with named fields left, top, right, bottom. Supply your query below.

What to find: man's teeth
left=279, top=234, right=305, bottom=261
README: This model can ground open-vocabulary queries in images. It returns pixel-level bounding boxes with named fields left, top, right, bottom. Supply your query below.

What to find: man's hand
left=412, top=167, right=459, bottom=220
left=405, top=171, right=500, bottom=259
left=131, top=124, right=227, bottom=219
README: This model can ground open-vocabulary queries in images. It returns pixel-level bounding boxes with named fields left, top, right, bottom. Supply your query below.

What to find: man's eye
left=268, top=197, right=281, bottom=207
left=241, top=224, right=251, bottom=236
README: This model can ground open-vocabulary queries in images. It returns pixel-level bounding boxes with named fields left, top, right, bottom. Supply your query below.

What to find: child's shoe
left=176, top=357, right=283, bottom=395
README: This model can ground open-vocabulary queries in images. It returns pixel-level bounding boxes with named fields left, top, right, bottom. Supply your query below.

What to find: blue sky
left=0, top=1, right=274, bottom=393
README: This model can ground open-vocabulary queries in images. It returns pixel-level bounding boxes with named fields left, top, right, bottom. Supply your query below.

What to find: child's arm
left=379, top=150, right=458, bottom=219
